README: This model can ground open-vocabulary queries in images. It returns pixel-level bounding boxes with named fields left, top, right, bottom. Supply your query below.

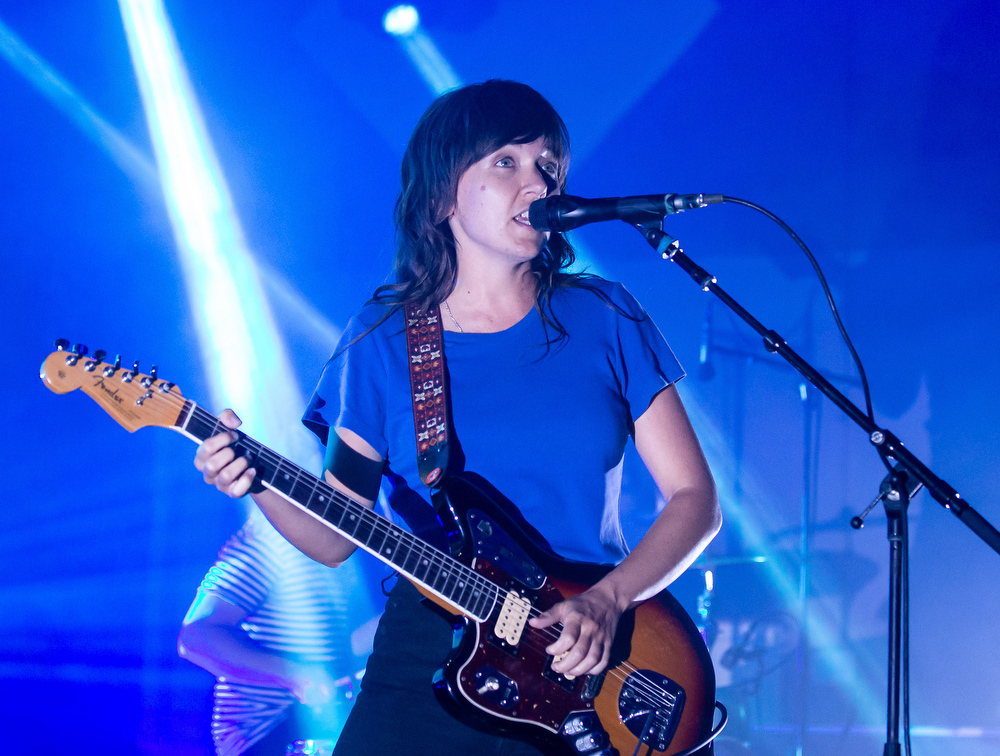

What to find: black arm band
left=327, top=433, right=384, bottom=501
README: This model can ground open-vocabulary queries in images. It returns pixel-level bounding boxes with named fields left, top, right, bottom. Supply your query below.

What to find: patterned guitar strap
left=403, top=302, right=450, bottom=488
left=403, top=303, right=623, bottom=755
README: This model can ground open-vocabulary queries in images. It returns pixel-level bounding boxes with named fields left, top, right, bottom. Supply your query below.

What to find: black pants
left=332, top=579, right=549, bottom=756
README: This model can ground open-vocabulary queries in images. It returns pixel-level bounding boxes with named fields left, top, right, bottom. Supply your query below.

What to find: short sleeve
left=301, top=307, right=390, bottom=458
left=609, top=282, right=686, bottom=423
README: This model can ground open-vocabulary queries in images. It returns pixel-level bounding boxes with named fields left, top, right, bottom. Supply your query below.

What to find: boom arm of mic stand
left=633, top=223, right=1000, bottom=556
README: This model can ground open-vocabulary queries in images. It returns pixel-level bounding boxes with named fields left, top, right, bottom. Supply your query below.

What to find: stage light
left=118, top=0, right=310, bottom=460
left=381, top=4, right=460, bottom=95
left=118, top=0, right=367, bottom=737
left=681, top=392, right=884, bottom=726
left=0, top=16, right=157, bottom=189
left=383, top=5, right=419, bottom=36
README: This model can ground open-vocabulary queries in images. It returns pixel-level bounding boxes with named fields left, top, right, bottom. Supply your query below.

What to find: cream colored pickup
left=493, top=591, right=532, bottom=644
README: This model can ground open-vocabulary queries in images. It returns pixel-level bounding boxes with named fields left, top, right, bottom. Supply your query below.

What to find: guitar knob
left=54, top=339, right=69, bottom=351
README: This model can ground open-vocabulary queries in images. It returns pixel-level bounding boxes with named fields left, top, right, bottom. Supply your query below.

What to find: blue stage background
left=2, top=1, right=997, bottom=754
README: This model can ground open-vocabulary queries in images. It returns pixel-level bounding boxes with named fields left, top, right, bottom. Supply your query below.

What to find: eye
left=540, top=161, right=559, bottom=178
left=495, top=156, right=515, bottom=168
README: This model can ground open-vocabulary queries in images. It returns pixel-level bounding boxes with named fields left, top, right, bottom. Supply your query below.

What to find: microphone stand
left=632, top=221, right=1000, bottom=754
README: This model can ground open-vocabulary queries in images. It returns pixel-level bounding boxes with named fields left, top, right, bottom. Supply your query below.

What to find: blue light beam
left=383, top=4, right=460, bottom=96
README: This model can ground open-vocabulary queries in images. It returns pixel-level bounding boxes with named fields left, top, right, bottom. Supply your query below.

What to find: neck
left=446, top=263, right=537, bottom=333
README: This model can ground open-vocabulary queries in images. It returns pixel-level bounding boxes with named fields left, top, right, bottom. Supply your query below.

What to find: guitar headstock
left=40, top=340, right=186, bottom=433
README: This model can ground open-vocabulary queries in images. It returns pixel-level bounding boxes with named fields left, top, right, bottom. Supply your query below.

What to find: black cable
left=714, top=196, right=913, bottom=748
left=720, top=197, right=892, bottom=472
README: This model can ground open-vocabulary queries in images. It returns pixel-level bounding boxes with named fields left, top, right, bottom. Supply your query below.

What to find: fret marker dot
left=318, top=496, right=325, bottom=503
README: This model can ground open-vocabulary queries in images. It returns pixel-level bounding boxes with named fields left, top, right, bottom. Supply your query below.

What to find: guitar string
left=172, top=394, right=676, bottom=709
left=189, top=404, right=503, bottom=615
left=128, top=387, right=679, bottom=708
left=176, top=395, right=676, bottom=708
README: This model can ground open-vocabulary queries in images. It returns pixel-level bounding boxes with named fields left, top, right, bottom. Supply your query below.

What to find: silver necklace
left=443, top=300, right=464, bottom=333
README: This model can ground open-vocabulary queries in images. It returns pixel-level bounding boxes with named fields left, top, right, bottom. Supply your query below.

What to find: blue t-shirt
left=302, top=279, right=684, bottom=565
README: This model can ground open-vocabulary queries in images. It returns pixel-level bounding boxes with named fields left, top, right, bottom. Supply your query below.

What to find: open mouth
left=514, top=209, right=531, bottom=225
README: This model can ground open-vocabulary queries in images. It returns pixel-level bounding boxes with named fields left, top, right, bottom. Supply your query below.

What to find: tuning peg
left=73, top=344, right=88, bottom=357
left=104, top=354, right=121, bottom=378
left=54, top=339, right=69, bottom=351
left=121, top=359, right=138, bottom=383
left=141, top=364, right=155, bottom=387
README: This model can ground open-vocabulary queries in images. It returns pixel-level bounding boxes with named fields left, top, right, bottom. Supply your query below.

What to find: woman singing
left=196, top=79, right=721, bottom=755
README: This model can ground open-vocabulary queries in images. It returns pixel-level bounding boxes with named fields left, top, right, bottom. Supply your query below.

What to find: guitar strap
left=403, top=302, right=450, bottom=489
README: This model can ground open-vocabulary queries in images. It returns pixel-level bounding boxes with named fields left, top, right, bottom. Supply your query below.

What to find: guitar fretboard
left=179, top=402, right=499, bottom=621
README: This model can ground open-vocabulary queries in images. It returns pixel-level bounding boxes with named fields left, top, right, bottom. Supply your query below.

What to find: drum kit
left=675, top=540, right=877, bottom=755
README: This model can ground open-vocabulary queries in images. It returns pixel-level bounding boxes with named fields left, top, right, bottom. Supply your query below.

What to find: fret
left=400, top=543, right=423, bottom=575
left=471, top=586, right=494, bottom=619
left=438, top=566, right=459, bottom=601
left=270, top=464, right=297, bottom=497
left=289, top=473, right=315, bottom=507
left=381, top=531, right=411, bottom=567
left=351, top=512, right=375, bottom=544
left=310, top=489, right=337, bottom=521
left=412, top=553, right=434, bottom=583
left=423, top=561, right=443, bottom=591
left=454, top=577, right=476, bottom=610
left=338, top=507, right=364, bottom=539
left=328, top=493, right=355, bottom=529
left=176, top=411, right=501, bottom=621
left=187, top=410, right=217, bottom=443
left=366, top=520, right=388, bottom=553
left=375, top=529, right=403, bottom=564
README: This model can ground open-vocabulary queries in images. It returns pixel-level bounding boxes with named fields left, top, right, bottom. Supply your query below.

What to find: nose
left=523, top=163, right=550, bottom=199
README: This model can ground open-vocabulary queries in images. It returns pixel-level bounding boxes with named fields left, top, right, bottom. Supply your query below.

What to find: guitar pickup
left=543, top=653, right=580, bottom=692
left=488, top=590, right=531, bottom=655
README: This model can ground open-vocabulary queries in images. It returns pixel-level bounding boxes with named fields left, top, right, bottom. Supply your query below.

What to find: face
left=447, top=137, right=560, bottom=266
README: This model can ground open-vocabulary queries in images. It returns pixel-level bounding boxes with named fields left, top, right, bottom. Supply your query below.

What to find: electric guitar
left=41, top=343, right=720, bottom=756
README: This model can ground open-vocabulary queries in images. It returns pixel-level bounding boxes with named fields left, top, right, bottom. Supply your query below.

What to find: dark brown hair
left=372, top=80, right=598, bottom=335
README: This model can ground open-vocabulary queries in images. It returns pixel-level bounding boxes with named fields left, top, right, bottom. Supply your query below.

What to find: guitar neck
left=177, top=402, right=498, bottom=621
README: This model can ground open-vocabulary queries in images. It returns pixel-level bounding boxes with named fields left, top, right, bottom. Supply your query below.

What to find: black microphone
left=528, top=193, right=723, bottom=233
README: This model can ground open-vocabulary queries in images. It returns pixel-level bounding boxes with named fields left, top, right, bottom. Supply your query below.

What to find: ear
left=434, top=195, right=457, bottom=223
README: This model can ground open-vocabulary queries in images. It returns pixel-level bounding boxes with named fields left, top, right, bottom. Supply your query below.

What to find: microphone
left=528, top=193, right=723, bottom=233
